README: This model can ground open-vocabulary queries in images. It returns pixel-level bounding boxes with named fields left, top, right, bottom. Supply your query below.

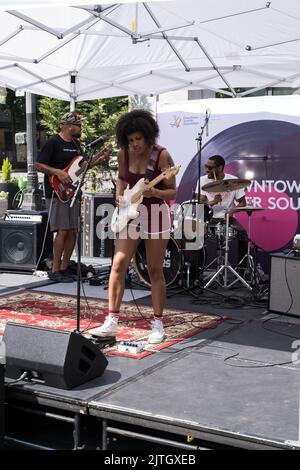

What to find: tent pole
left=21, top=92, right=43, bottom=211
left=70, top=96, right=76, bottom=112
left=70, top=72, right=77, bottom=111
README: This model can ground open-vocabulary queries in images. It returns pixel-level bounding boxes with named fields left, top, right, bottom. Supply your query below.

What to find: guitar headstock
left=161, top=165, right=181, bottom=179
left=94, top=139, right=115, bottom=165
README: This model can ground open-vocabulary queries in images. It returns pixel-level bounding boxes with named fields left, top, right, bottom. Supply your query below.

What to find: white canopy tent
left=0, top=0, right=300, bottom=102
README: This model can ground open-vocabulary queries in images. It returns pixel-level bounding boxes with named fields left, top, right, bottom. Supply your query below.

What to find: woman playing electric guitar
left=89, top=109, right=178, bottom=344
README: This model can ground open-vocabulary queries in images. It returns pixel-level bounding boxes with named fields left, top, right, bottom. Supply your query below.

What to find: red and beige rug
left=0, top=290, right=226, bottom=358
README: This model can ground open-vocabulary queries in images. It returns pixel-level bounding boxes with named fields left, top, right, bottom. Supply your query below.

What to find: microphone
left=205, top=109, right=210, bottom=137
left=86, top=134, right=108, bottom=149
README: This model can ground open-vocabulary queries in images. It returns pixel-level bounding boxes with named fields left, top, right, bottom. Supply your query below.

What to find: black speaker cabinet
left=0, top=214, right=52, bottom=271
left=3, top=322, right=108, bottom=390
left=82, top=193, right=115, bottom=258
left=269, top=253, right=300, bottom=317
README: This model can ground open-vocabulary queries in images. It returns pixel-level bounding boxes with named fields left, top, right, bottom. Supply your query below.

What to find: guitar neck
left=132, top=172, right=166, bottom=203
left=74, top=146, right=111, bottom=178
left=75, top=158, right=91, bottom=178
left=148, top=172, right=166, bottom=189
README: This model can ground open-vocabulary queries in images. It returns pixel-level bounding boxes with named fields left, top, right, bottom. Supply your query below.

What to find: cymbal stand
left=235, top=209, right=259, bottom=287
left=204, top=212, right=252, bottom=291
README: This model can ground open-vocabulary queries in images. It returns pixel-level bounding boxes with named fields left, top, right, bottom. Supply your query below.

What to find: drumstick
left=213, top=171, right=222, bottom=204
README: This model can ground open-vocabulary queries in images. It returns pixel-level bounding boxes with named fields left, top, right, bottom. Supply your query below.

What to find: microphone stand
left=191, top=112, right=226, bottom=301
left=192, top=112, right=209, bottom=291
left=102, top=179, right=116, bottom=290
left=70, top=149, right=95, bottom=334
left=168, top=112, right=209, bottom=299
left=195, top=111, right=209, bottom=204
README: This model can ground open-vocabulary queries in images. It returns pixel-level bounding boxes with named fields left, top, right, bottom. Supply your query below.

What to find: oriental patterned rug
left=0, top=290, right=226, bottom=359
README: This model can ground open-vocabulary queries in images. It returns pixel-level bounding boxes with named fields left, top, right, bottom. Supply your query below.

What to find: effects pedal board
left=117, top=341, right=144, bottom=354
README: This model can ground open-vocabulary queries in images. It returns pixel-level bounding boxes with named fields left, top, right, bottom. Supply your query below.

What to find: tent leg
left=70, top=73, right=77, bottom=111
left=21, top=92, right=43, bottom=211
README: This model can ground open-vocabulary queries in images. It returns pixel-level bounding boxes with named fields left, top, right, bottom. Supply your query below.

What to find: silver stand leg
left=204, top=212, right=252, bottom=291
left=235, top=210, right=258, bottom=286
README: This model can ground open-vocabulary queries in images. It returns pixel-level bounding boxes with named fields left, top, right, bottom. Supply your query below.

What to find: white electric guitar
left=111, top=165, right=180, bottom=233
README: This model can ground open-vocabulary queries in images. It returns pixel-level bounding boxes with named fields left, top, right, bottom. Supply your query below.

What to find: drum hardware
left=125, top=265, right=150, bottom=290
left=200, top=178, right=253, bottom=290
left=166, top=199, right=211, bottom=297
left=201, top=219, right=237, bottom=286
left=232, top=206, right=265, bottom=286
left=293, top=234, right=300, bottom=256
left=203, top=211, right=252, bottom=291
left=173, top=200, right=212, bottom=244
left=200, top=238, right=224, bottom=279
left=166, top=247, right=207, bottom=298
left=207, top=220, right=237, bottom=243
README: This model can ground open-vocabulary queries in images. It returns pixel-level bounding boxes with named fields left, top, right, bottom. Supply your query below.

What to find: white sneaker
left=89, top=315, right=118, bottom=337
left=148, top=318, right=165, bottom=344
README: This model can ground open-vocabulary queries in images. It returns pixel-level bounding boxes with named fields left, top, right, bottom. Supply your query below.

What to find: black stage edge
left=4, top=304, right=300, bottom=451
left=0, top=363, right=4, bottom=449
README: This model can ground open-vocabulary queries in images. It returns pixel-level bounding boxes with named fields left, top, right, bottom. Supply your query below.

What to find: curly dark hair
left=115, top=109, right=159, bottom=148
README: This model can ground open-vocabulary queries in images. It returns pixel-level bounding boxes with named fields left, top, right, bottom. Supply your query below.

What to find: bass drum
left=132, top=236, right=182, bottom=287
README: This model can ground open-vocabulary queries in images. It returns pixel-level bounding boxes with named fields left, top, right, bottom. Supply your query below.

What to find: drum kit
left=133, top=178, right=265, bottom=292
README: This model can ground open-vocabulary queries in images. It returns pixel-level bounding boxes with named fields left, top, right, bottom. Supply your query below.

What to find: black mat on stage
left=89, top=345, right=300, bottom=444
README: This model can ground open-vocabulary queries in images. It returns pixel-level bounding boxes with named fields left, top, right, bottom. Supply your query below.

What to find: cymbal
left=202, top=178, right=250, bottom=193
left=231, top=206, right=265, bottom=213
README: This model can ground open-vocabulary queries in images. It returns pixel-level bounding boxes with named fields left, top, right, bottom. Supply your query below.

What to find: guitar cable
left=33, top=191, right=54, bottom=275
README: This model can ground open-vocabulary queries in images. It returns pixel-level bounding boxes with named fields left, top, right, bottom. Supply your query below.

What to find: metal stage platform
left=3, top=291, right=300, bottom=450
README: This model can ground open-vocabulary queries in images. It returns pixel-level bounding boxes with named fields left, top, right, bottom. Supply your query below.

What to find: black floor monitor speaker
left=0, top=212, right=52, bottom=271
left=269, top=253, right=300, bottom=317
left=3, top=322, right=108, bottom=390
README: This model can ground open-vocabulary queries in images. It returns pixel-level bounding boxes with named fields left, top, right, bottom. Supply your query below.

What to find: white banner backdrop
left=157, top=95, right=300, bottom=252
left=157, top=95, right=300, bottom=185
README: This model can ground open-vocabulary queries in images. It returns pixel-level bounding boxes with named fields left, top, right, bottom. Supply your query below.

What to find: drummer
left=199, top=155, right=248, bottom=267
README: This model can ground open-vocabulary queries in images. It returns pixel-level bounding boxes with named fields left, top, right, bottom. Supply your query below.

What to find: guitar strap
left=144, top=146, right=164, bottom=181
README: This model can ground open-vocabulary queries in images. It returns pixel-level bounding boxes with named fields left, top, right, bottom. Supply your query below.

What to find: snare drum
left=132, top=236, right=182, bottom=287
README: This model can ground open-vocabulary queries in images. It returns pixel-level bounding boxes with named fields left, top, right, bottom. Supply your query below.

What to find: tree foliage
left=38, top=96, right=128, bottom=145
left=38, top=96, right=128, bottom=185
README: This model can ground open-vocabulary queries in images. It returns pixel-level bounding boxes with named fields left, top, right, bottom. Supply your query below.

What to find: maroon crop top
left=123, top=144, right=166, bottom=208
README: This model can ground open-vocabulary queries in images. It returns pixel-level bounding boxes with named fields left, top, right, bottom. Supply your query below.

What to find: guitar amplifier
left=269, top=253, right=300, bottom=317
left=5, top=210, right=45, bottom=223
left=82, top=193, right=115, bottom=258
left=0, top=211, right=53, bottom=271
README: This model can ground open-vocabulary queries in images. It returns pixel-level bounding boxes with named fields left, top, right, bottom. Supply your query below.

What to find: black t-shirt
left=37, top=134, right=83, bottom=198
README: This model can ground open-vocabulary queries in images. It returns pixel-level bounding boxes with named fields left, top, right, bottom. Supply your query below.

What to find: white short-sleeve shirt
left=200, top=173, right=245, bottom=219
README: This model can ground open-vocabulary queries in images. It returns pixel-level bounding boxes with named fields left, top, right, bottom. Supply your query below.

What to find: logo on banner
left=170, top=115, right=181, bottom=128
